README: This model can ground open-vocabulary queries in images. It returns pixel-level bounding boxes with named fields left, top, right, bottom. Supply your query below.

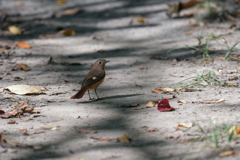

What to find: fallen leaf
left=16, top=63, right=29, bottom=71
left=17, top=41, right=30, bottom=49
left=146, top=101, right=159, bottom=107
left=90, top=137, right=116, bottom=141
left=4, top=85, right=46, bottom=95
left=216, top=57, right=225, bottom=60
left=168, top=95, right=175, bottom=99
left=165, top=131, right=183, bottom=139
left=8, top=26, right=21, bottom=35
left=178, top=122, right=194, bottom=128
left=7, top=121, right=17, bottom=124
left=228, top=83, right=234, bottom=87
left=117, top=134, right=131, bottom=143
left=149, top=56, right=168, bottom=60
left=0, top=134, right=2, bottom=141
left=154, top=89, right=162, bottom=92
left=59, top=29, right=75, bottom=36
left=157, top=99, right=175, bottom=112
left=219, top=151, right=236, bottom=157
left=145, top=127, right=158, bottom=132
left=74, top=127, right=97, bottom=134
left=228, top=126, right=240, bottom=135
left=0, top=48, right=8, bottom=53
left=178, top=99, right=187, bottom=104
left=19, top=129, right=27, bottom=133
left=3, top=139, right=18, bottom=147
left=162, top=88, right=175, bottom=92
left=42, top=126, right=59, bottom=130
left=56, top=0, right=67, bottom=5
left=23, top=129, right=44, bottom=135
left=169, top=73, right=184, bottom=77
left=58, top=7, right=83, bottom=16
left=69, top=149, right=74, bottom=154
left=136, top=18, right=148, bottom=23
left=200, top=99, right=226, bottom=104
left=185, top=30, right=193, bottom=35
left=138, top=67, right=144, bottom=70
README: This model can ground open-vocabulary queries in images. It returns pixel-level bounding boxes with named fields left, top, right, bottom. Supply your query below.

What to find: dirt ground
left=1, top=0, right=240, bottom=160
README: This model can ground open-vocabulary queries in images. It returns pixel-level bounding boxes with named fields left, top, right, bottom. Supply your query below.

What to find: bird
left=71, top=59, right=109, bottom=100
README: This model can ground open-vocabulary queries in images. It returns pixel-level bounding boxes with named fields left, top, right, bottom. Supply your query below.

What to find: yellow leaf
left=228, top=83, right=234, bottom=87
left=178, top=99, right=187, bottom=104
left=0, top=48, right=8, bottom=53
left=228, top=126, right=240, bottom=135
left=17, top=41, right=31, bottom=49
left=16, top=63, right=29, bottom=71
left=185, top=30, right=193, bottom=35
left=59, top=29, right=75, bottom=36
left=56, top=0, right=67, bottom=5
left=117, top=134, right=130, bottom=143
left=136, top=18, right=148, bottom=23
left=219, top=151, right=236, bottom=157
left=8, top=26, right=21, bottom=35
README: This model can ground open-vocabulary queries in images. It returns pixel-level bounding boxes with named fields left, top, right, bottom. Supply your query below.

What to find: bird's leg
left=94, top=89, right=100, bottom=99
left=88, top=90, right=92, bottom=100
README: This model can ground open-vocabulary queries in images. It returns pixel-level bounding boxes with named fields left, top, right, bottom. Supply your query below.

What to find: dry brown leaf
left=162, top=88, right=175, bottom=92
left=154, top=89, right=162, bottom=92
left=138, top=67, right=144, bottom=70
left=74, top=128, right=97, bottom=134
left=219, top=151, right=236, bottom=157
left=216, top=57, right=225, bottom=60
left=62, top=8, right=82, bottom=16
left=149, top=56, right=168, bottom=60
left=136, top=18, right=148, bottom=23
left=19, top=129, right=27, bottom=133
left=200, top=99, right=226, bottom=104
left=165, top=131, right=183, bottom=139
left=42, top=126, right=59, bottom=130
left=146, top=101, right=158, bottom=107
left=17, top=41, right=30, bottom=49
left=23, top=129, right=44, bottom=135
left=228, top=126, right=240, bottom=135
left=56, top=0, right=67, bottom=5
left=7, top=121, right=17, bottom=124
left=146, top=127, right=158, bottom=132
left=185, top=30, right=193, bottom=35
left=8, top=26, right=21, bottom=35
left=0, top=48, right=8, bottom=53
left=59, top=29, right=75, bottom=36
left=90, top=137, right=115, bottom=141
left=117, top=134, right=130, bottom=143
left=16, top=63, right=29, bottom=71
left=178, top=122, right=194, bottom=128
left=178, top=99, right=187, bottom=104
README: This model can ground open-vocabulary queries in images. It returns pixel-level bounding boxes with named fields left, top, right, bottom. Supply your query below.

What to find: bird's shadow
left=78, top=94, right=143, bottom=103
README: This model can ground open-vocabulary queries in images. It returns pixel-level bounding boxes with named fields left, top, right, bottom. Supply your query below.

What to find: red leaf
left=157, top=99, right=175, bottom=112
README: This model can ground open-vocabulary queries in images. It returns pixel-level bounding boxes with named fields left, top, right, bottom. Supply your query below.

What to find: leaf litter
left=4, top=85, right=47, bottom=95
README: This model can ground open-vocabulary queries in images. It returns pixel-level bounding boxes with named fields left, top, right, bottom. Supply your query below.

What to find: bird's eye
left=98, top=62, right=101, bottom=64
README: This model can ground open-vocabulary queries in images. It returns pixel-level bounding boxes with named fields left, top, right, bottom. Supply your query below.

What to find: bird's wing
left=81, top=71, right=105, bottom=87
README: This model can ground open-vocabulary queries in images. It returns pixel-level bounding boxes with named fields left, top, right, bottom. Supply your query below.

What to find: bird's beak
left=106, top=60, right=110, bottom=63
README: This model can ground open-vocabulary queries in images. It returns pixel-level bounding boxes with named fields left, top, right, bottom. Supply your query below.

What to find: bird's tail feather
left=71, top=86, right=90, bottom=99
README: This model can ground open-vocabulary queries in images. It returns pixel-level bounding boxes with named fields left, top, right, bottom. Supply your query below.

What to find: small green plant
left=171, top=70, right=224, bottom=89
left=188, top=33, right=239, bottom=61
left=196, top=120, right=236, bottom=148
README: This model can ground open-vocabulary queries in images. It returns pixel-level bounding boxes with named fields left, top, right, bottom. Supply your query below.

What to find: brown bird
left=71, top=59, right=109, bottom=100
